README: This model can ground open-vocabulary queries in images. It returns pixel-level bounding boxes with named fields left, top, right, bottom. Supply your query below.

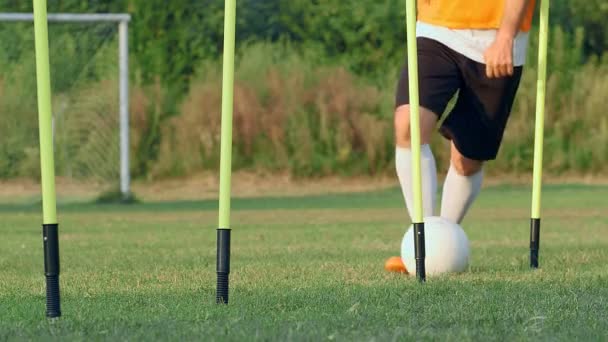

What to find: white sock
left=440, top=164, right=484, bottom=224
left=395, top=145, right=437, bottom=221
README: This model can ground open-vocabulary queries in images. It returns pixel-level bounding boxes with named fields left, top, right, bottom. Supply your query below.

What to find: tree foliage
left=1, top=0, right=605, bottom=89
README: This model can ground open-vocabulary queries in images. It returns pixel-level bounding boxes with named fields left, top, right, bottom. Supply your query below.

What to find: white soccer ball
left=401, top=216, right=470, bottom=276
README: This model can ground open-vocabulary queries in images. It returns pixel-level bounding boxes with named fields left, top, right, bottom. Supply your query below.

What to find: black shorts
left=395, top=37, right=523, bottom=161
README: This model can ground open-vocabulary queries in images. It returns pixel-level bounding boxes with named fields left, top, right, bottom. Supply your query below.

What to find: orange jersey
left=418, top=0, right=536, bottom=32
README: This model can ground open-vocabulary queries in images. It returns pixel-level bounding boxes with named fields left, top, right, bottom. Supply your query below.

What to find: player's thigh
left=394, top=38, right=462, bottom=145
left=441, top=63, right=523, bottom=161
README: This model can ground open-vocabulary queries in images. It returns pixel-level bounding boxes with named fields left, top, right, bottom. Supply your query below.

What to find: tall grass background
left=1, top=26, right=606, bottom=182
left=152, top=27, right=608, bottom=178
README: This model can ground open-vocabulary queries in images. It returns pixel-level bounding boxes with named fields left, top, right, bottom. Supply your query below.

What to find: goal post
left=0, top=12, right=131, bottom=199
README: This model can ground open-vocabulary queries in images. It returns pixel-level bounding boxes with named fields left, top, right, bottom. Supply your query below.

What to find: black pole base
left=216, top=228, right=231, bottom=304
left=414, top=222, right=426, bottom=282
left=530, top=218, right=541, bottom=269
left=43, top=223, right=61, bottom=318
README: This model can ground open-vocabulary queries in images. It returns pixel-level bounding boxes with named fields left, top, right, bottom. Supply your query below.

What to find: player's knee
left=394, top=105, right=412, bottom=146
left=451, top=155, right=483, bottom=176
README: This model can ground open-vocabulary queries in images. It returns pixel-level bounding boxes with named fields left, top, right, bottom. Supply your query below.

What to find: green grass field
left=1, top=184, right=607, bottom=341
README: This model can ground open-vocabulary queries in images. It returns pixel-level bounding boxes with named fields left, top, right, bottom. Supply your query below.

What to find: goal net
left=0, top=14, right=130, bottom=202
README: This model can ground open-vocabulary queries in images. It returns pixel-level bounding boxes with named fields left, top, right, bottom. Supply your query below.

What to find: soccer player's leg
left=440, top=142, right=484, bottom=224
left=439, top=61, right=524, bottom=224
left=394, top=105, right=438, bottom=220
left=387, top=38, right=462, bottom=274
left=393, top=38, right=462, bottom=221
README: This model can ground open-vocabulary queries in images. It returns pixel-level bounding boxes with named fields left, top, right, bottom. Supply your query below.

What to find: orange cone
left=384, top=256, right=408, bottom=274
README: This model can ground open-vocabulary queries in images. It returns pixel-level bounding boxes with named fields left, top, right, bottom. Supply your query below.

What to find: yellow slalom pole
left=530, top=0, right=550, bottom=269
left=216, top=0, right=236, bottom=304
left=406, top=0, right=426, bottom=282
left=33, top=0, right=57, bottom=224
left=33, top=0, right=61, bottom=318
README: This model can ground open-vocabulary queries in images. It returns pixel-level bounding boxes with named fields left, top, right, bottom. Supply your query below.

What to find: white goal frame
left=0, top=12, right=132, bottom=198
